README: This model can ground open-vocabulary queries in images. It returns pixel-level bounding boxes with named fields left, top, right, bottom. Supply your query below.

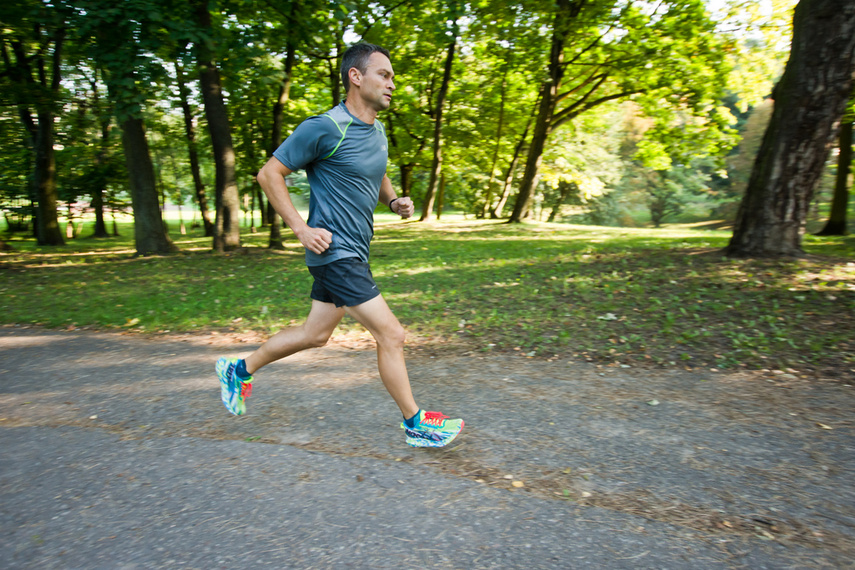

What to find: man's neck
left=344, top=97, right=378, bottom=124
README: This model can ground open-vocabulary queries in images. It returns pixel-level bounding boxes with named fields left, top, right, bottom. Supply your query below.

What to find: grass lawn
left=2, top=213, right=854, bottom=380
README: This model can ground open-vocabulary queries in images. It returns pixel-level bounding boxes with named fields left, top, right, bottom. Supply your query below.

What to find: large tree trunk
left=508, top=1, right=576, bottom=223
left=726, top=0, right=855, bottom=256
left=120, top=117, right=174, bottom=255
left=6, top=33, right=66, bottom=245
left=420, top=36, right=456, bottom=221
left=195, top=0, right=241, bottom=252
left=176, top=61, right=214, bottom=237
left=33, top=109, right=64, bottom=245
left=816, top=119, right=852, bottom=235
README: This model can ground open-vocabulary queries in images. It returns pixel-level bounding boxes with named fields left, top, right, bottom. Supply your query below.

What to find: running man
left=216, top=43, right=463, bottom=448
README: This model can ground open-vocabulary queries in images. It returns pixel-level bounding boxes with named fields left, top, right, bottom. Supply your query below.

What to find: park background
left=1, top=0, right=854, bottom=381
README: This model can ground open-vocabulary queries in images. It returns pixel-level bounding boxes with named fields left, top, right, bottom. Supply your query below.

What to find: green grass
left=2, top=215, right=854, bottom=380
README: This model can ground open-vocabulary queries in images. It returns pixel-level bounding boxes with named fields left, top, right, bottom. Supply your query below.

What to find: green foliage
left=2, top=218, right=853, bottom=379
left=0, top=0, right=812, bottom=248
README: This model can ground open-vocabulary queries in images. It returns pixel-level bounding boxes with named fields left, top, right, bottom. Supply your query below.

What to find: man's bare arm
left=256, top=158, right=332, bottom=254
left=379, top=174, right=414, bottom=219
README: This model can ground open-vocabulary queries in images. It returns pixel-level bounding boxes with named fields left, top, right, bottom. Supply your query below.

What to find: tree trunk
left=195, top=0, right=241, bottom=252
left=436, top=171, right=446, bottom=220
left=33, top=109, right=64, bottom=245
left=547, top=180, right=575, bottom=222
left=399, top=164, right=413, bottom=197
left=816, top=119, right=852, bottom=235
left=329, top=22, right=345, bottom=108
left=508, top=1, right=576, bottom=223
left=90, top=117, right=111, bottom=238
left=120, top=117, right=174, bottom=255
left=88, top=73, right=111, bottom=238
left=482, top=68, right=509, bottom=218
left=6, top=32, right=66, bottom=245
left=176, top=61, right=213, bottom=237
left=267, top=29, right=296, bottom=249
left=726, top=0, right=855, bottom=256
left=491, top=105, right=536, bottom=219
left=420, top=36, right=456, bottom=221
left=91, top=186, right=108, bottom=237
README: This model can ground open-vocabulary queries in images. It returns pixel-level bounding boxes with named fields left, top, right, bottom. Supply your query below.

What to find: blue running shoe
left=401, top=410, right=464, bottom=448
left=216, top=357, right=252, bottom=415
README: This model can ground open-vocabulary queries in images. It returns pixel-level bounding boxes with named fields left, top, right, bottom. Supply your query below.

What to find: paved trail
left=1, top=327, right=853, bottom=568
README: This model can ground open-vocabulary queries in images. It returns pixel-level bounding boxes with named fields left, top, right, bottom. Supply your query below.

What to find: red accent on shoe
left=241, top=382, right=252, bottom=399
left=421, top=411, right=449, bottom=426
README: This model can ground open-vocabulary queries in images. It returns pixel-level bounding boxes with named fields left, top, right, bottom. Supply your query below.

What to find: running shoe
left=401, top=410, right=464, bottom=448
left=216, top=357, right=253, bottom=415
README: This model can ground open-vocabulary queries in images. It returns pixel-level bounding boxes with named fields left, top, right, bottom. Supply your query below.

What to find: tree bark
left=482, top=68, right=509, bottom=218
left=816, top=119, right=852, bottom=235
left=726, top=0, right=855, bottom=256
left=491, top=102, right=536, bottom=219
left=90, top=95, right=112, bottom=239
left=420, top=36, right=457, bottom=221
left=399, top=164, right=413, bottom=197
left=267, top=25, right=297, bottom=250
left=81, top=70, right=111, bottom=238
left=120, top=117, right=174, bottom=255
left=6, top=31, right=66, bottom=245
left=33, top=107, right=64, bottom=245
left=508, top=0, right=577, bottom=223
left=547, top=180, right=576, bottom=222
left=329, top=22, right=346, bottom=108
left=436, top=171, right=446, bottom=220
left=176, top=61, right=214, bottom=237
left=195, top=0, right=241, bottom=252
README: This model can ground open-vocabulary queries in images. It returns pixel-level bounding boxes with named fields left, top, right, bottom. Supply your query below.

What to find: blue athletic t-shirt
left=272, top=102, right=388, bottom=266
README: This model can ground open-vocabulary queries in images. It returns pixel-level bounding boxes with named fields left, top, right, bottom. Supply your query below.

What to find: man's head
left=341, top=43, right=392, bottom=94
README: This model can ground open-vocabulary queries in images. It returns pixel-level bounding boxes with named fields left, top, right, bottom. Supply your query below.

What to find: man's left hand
left=392, top=197, right=415, bottom=219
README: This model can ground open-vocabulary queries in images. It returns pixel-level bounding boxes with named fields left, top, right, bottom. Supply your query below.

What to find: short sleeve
left=272, top=115, right=338, bottom=172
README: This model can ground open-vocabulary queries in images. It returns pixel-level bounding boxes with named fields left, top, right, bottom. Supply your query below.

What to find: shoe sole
left=404, top=421, right=464, bottom=448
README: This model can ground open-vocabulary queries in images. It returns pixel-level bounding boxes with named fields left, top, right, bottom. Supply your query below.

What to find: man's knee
left=303, top=326, right=333, bottom=348
left=377, top=321, right=406, bottom=349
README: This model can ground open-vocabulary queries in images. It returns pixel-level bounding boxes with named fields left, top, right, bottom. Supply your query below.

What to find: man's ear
left=348, top=67, right=361, bottom=88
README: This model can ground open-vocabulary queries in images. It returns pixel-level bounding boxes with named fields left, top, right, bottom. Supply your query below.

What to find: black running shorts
left=308, top=258, right=381, bottom=308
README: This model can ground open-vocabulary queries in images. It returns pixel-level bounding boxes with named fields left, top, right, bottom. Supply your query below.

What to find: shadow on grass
left=2, top=219, right=853, bottom=379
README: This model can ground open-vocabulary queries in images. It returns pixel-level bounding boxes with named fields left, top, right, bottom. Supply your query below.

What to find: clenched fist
left=391, top=197, right=415, bottom=219
left=296, top=226, right=333, bottom=254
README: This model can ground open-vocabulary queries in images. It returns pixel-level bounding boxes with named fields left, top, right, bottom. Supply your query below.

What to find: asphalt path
left=1, top=326, right=853, bottom=568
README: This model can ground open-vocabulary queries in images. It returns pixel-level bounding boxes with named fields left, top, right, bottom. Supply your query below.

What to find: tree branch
left=354, top=0, right=412, bottom=40
left=555, top=70, right=607, bottom=103
left=552, top=88, right=641, bottom=129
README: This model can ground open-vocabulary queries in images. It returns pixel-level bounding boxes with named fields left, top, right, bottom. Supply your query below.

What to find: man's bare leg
left=244, top=300, right=345, bottom=375
left=346, top=295, right=420, bottom=419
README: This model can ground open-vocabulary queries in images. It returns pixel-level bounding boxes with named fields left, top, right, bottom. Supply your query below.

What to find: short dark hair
left=340, top=43, right=391, bottom=93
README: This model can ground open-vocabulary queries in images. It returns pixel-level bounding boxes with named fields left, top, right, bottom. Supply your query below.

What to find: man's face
left=354, top=52, right=395, bottom=111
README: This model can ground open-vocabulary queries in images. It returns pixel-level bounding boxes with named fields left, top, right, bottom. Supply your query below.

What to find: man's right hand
left=296, top=226, right=333, bottom=254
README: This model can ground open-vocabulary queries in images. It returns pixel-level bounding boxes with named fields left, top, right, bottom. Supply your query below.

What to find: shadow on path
left=1, top=326, right=853, bottom=568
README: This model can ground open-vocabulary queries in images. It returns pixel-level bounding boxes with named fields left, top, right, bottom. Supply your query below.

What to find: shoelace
left=421, top=411, right=449, bottom=426
left=240, top=382, right=252, bottom=399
